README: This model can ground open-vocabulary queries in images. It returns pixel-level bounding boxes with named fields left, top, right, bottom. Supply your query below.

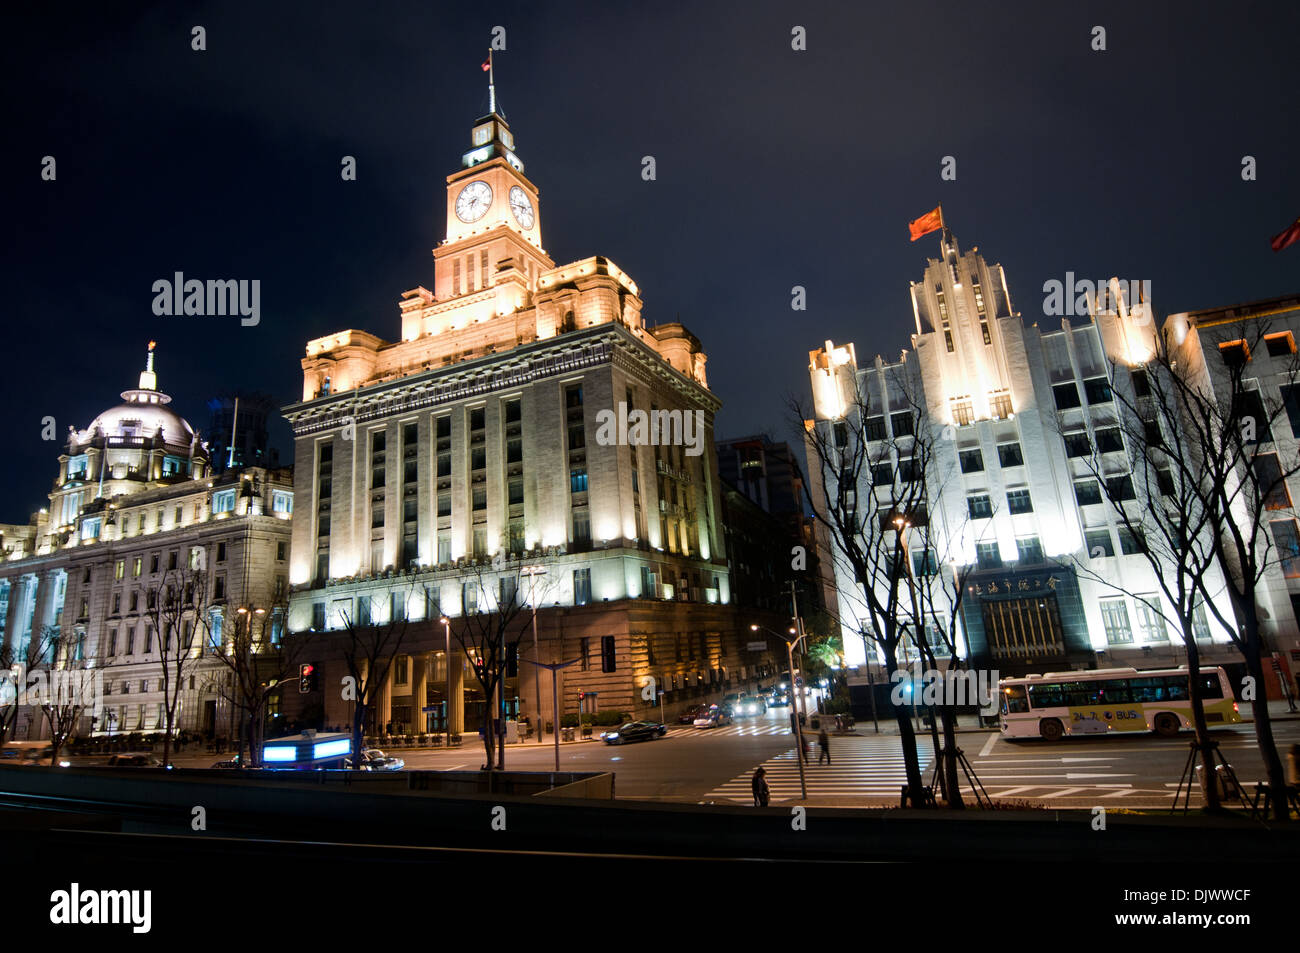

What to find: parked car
left=677, top=704, right=709, bottom=724
left=600, top=721, right=668, bottom=745
left=345, top=748, right=405, bottom=771
left=693, top=707, right=733, bottom=728
left=211, top=756, right=243, bottom=769
left=107, top=753, right=163, bottom=767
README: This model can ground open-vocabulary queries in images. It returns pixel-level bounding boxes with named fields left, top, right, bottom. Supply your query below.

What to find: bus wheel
left=1153, top=713, right=1180, bottom=737
left=1039, top=719, right=1064, bottom=742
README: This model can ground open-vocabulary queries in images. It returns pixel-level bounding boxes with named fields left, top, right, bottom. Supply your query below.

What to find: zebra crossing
left=666, top=724, right=793, bottom=740
left=703, top=735, right=933, bottom=802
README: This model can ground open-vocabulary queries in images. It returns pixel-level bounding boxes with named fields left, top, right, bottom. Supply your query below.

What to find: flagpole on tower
left=488, top=49, right=496, bottom=115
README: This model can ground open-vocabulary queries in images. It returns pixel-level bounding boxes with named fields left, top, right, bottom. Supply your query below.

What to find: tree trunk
left=883, top=643, right=927, bottom=807
left=351, top=707, right=366, bottom=770
left=1242, top=627, right=1289, bottom=821
left=938, top=704, right=963, bottom=809
left=1181, top=626, right=1223, bottom=812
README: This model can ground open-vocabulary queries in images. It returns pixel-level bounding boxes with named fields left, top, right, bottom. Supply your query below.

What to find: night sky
left=3, top=1, right=1297, bottom=520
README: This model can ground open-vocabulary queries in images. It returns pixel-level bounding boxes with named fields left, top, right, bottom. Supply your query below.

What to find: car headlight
left=607, top=732, right=619, bottom=739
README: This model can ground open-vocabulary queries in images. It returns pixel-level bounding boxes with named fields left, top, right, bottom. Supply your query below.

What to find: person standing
left=817, top=727, right=831, bottom=765
left=752, top=766, right=770, bottom=807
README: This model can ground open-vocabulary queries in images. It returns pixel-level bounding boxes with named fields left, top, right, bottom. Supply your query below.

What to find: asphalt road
left=109, top=707, right=1300, bottom=809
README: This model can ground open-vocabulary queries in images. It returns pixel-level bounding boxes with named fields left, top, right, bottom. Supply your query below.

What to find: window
left=1156, top=467, right=1176, bottom=496
left=959, top=449, right=984, bottom=473
left=276, top=541, right=287, bottom=561
left=1085, top=528, right=1115, bottom=557
left=890, top=412, right=914, bottom=437
left=436, top=415, right=451, bottom=439
left=1218, top=340, right=1249, bottom=367
left=975, top=541, right=1001, bottom=569
left=471, top=447, right=486, bottom=471
left=1192, top=601, right=1213, bottom=642
left=865, top=416, right=886, bottom=441
left=573, top=568, right=592, bottom=606
left=871, top=463, right=894, bottom=486
left=1105, top=475, right=1136, bottom=501
left=911, top=549, right=939, bottom=576
left=114, top=560, right=125, bottom=580
left=1254, top=453, right=1291, bottom=509
left=1273, top=520, right=1300, bottom=577
left=1006, top=489, right=1033, bottom=514
left=951, top=399, right=974, bottom=427
left=967, top=494, right=992, bottom=519
left=833, top=422, right=849, bottom=448
left=989, top=391, right=1013, bottom=420
left=1016, top=536, right=1044, bottom=563
left=1135, top=596, right=1169, bottom=641
left=897, top=458, right=920, bottom=483
left=1094, top=427, right=1124, bottom=454
left=570, top=467, right=589, bottom=493
left=437, top=493, right=451, bottom=517
left=1100, top=597, right=1134, bottom=644
left=1118, top=526, right=1145, bottom=555
left=272, top=490, right=293, bottom=514
left=1265, top=332, right=1295, bottom=357
left=997, top=443, right=1023, bottom=468
left=1083, top=376, right=1113, bottom=404
left=212, top=489, right=236, bottom=514
left=1131, top=367, right=1151, bottom=398
left=216, top=542, right=227, bottom=562
left=311, top=603, right=325, bottom=631
left=1280, top=384, right=1300, bottom=438
left=508, top=478, right=524, bottom=505
left=506, top=438, right=522, bottom=464
left=498, top=576, right=517, bottom=609
left=472, top=487, right=487, bottom=511
left=601, top=635, right=616, bottom=673
left=391, top=591, right=407, bottom=621
left=132, top=556, right=142, bottom=577
left=1052, top=382, right=1082, bottom=410
left=1064, top=432, right=1092, bottom=458
left=572, top=509, right=591, bottom=548
left=1074, top=480, right=1103, bottom=506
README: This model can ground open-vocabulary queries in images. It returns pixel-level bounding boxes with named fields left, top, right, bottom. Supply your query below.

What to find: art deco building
left=0, top=345, right=294, bottom=739
left=806, top=231, right=1248, bottom=680
left=281, top=100, right=763, bottom=735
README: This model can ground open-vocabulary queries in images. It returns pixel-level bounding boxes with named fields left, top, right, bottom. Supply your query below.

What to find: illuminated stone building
left=806, top=231, right=1244, bottom=678
left=282, top=97, right=767, bottom=736
left=0, top=345, right=294, bottom=740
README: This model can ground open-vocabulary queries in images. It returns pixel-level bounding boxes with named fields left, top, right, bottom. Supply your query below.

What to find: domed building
left=1, top=343, right=295, bottom=750
left=49, top=342, right=211, bottom=545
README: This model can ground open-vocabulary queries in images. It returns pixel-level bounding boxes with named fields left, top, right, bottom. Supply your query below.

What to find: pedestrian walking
left=752, top=766, right=770, bottom=807
left=817, top=727, right=831, bottom=765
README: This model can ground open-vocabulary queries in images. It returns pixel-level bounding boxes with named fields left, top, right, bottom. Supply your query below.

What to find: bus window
left=1002, top=685, right=1029, bottom=714
left=1099, top=680, right=1134, bottom=704
left=1196, top=674, right=1224, bottom=699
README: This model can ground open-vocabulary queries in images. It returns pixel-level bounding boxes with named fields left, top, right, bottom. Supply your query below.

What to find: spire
left=486, top=49, right=497, bottom=117
left=139, top=340, right=158, bottom=391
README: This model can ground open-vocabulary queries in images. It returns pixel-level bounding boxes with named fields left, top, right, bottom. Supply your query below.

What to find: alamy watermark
left=1041, top=274, right=1151, bottom=319
left=890, top=665, right=999, bottom=716
left=594, top=402, right=705, bottom=457
left=151, top=272, right=260, bottom=326
left=1, top=664, right=104, bottom=718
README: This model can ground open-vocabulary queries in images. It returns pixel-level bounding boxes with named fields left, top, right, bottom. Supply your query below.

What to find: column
left=449, top=652, right=465, bottom=735
left=376, top=661, right=392, bottom=731
left=411, top=653, right=427, bottom=735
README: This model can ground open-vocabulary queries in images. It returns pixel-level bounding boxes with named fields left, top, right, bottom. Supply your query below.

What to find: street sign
left=746, top=641, right=766, bottom=652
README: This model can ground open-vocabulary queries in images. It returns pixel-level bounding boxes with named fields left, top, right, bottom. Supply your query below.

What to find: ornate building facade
left=282, top=100, right=771, bottom=734
left=0, top=346, right=294, bottom=739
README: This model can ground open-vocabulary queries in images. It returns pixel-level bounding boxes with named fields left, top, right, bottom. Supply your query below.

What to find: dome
left=76, top=342, right=200, bottom=451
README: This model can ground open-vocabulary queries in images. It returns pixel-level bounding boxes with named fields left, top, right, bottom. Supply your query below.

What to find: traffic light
left=474, top=658, right=486, bottom=683
left=299, top=663, right=315, bottom=693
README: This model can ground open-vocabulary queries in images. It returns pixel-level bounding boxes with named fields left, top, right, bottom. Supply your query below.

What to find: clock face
left=509, top=186, right=535, bottom=229
left=455, top=181, right=493, bottom=223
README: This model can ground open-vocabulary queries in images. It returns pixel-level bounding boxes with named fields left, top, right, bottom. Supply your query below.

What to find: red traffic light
left=300, top=663, right=314, bottom=678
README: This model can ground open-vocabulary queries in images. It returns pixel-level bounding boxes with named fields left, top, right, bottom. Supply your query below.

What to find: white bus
left=998, top=666, right=1239, bottom=741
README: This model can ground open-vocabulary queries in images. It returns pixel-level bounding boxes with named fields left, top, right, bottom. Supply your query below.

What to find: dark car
left=677, top=704, right=709, bottom=724
left=768, top=690, right=791, bottom=707
left=601, top=721, right=668, bottom=744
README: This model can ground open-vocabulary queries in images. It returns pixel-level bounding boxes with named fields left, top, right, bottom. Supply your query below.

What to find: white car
left=346, top=748, right=405, bottom=771
left=693, top=708, right=733, bottom=728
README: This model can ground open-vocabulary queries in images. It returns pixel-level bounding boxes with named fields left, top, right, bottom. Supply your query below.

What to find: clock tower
left=434, top=101, right=552, bottom=303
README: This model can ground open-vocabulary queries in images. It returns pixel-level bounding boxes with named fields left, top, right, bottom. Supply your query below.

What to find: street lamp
left=440, top=616, right=452, bottom=749
left=752, top=623, right=807, bottom=800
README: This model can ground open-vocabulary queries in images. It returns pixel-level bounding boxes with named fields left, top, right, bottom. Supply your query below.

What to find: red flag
left=481, top=57, right=491, bottom=72
left=908, top=206, right=944, bottom=242
left=1271, top=217, right=1300, bottom=252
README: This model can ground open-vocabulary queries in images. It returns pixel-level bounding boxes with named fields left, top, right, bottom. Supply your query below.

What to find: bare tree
left=1059, top=339, right=1235, bottom=810
left=453, top=560, right=556, bottom=771
left=336, top=581, right=422, bottom=770
left=197, top=582, right=310, bottom=767
left=796, top=366, right=937, bottom=807
left=141, top=564, right=209, bottom=767
left=1163, top=318, right=1300, bottom=820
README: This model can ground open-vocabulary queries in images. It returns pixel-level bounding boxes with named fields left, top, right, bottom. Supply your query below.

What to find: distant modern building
left=207, top=392, right=279, bottom=474
left=716, top=434, right=830, bottom=617
left=0, top=344, right=294, bottom=740
left=281, top=93, right=773, bottom=736
left=806, top=230, right=1258, bottom=682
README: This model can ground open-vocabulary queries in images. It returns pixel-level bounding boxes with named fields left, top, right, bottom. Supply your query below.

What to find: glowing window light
left=313, top=739, right=351, bottom=760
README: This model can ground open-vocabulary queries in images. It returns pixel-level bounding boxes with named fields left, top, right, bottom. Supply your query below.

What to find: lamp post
left=519, top=565, right=548, bottom=743
left=895, top=518, right=923, bottom=732
left=521, top=657, right=582, bottom=771
left=440, top=616, right=452, bottom=749
left=752, top=623, right=807, bottom=800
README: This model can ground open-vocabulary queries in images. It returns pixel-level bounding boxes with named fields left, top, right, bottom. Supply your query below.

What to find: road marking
left=972, top=757, right=1112, bottom=765
left=1036, top=787, right=1086, bottom=798
left=979, top=733, right=999, bottom=758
